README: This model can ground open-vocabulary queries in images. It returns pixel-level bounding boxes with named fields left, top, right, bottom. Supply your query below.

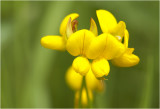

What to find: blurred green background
left=1, top=1, right=159, bottom=108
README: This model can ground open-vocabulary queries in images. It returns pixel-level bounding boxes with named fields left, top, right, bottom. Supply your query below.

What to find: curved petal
left=95, top=80, right=104, bottom=92
left=41, top=35, right=65, bottom=51
left=60, top=13, right=79, bottom=36
left=72, top=56, right=90, bottom=76
left=66, top=29, right=95, bottom=56
left=86, top=33, right=107, bottom=59
left=124, top=29, right=129, bottom=48
left=86, top=69, right=104, bottom=92
left=96, top=9, right=117, bottom=33
left=91, top=58, right=110, bottom=79
left=102, top=33, right=126, bottom=60
left=86, top=69, right=98, bottom=90
left=110, top=21, right=126, bottom=41
left=66, top=17, right=73, bottom=38
left=65, top=66, right=82, bottom=91
left=90, top=18, right=98, bottom=36
left=111, top=48, right=140, bottom=67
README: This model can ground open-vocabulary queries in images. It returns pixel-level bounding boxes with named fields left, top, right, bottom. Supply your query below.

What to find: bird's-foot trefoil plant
left=41, top=9, right=140, bottom=108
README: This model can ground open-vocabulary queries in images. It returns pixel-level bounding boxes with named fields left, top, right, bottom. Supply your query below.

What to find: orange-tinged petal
left=60, top=13, right=79, bottom=36
left=96, top=9, right=117, bottom=33
left=41, top=35, right=65, bottom=51
left=66, top=17, right=73, bottom=38
left=95, top=80, right=104, bottom=92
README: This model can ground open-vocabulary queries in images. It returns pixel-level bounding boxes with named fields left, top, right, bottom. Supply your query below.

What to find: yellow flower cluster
left=41, top=9, right=140, bottom=107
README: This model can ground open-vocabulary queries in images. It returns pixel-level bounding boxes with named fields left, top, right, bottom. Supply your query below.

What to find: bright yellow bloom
left=40, top=13, right=127, bottom=78
left=41, top=13, right=79, bottom=51
left=41, top=11, right=140, bottom=108
left=41, top=10, right=139, bottom=81
left=96, top=9, right=140, bottom=67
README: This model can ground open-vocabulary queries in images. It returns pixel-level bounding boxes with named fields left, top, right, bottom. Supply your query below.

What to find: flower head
left=41, top=10, right=140, bottom=108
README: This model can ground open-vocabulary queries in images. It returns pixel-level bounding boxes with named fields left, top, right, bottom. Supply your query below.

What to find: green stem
left=79, top=76, right=85, bottom=108
left=84, top=77, right=92, bottom=108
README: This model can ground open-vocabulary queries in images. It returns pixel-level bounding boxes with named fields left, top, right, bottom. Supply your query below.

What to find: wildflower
left=41, top=13, right=127, bottom=78
left=41, top=10, right=140, bottom=108
left=96, top=9, right=140, bottom=67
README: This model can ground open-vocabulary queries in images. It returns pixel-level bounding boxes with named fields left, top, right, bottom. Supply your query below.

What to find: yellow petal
left=90, top=18, right=98, bottom=36
left=65, top=66, right=82, bottom=90
left=102, top=33, right=126, bottom=60
left=66, top=17, right=73, bottom=38
left=41, top=35, right=65, bottom=51
left=96, top=9, right=117, bottom=33
left=95, top=80, right=104, bottom=92
left=75, top=88, right=93, bottom=107
left=91, top=58, right=110, bottom=79
left=86, top=69, right=99, bottom=90
left=60, top=13, right=79, bottom=36
left=66, top=29, right=95, bottom=56
left=111, top=48, right=140, bottom=67
left=86, top=33, right=107, bottom=59
left=86, top=69, right=104, bottom=92
left=72, top=56, right=90, bottom=76
left=124, top=29, right=129, bottom=48
left=110, top=21, right=126, bottom=41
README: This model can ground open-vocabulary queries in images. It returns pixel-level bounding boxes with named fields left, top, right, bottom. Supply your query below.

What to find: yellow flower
left=40, top=13, right=126, bottom=78
left=41, top=10, right=140, bottom=108
left=41, top=13, right=79, bottom=51
left=41, top=10, right=139, bottom=79
left=96, top=9, right=140, bottom=67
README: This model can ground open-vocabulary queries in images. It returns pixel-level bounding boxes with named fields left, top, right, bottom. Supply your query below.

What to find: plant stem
left=84, top=76, right=92, bottom=108
left=78, top=76, right=85, bottom=108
